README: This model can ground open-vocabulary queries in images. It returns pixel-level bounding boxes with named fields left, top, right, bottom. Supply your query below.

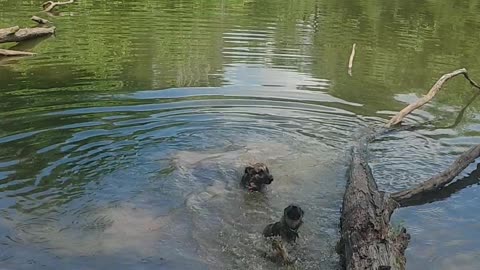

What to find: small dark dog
left=263, top=204, right=304, bottom=242
left=241, top=163, right=274, bottom=192
left=263, top=204, right=304, bottom=264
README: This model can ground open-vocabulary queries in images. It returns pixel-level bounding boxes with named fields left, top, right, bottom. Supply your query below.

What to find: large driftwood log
left=0, top=49, right=36, bottom=57
left=0, top=26, right=55, bottom=44
left=42, top=0, right=74, bottom=12
left=339, top=142, right=409, bottom=269
left=339, top=68, right=480, bottom=270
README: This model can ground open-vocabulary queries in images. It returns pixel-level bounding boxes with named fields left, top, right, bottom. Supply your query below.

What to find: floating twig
left=347, top=43, right=356, bottom=76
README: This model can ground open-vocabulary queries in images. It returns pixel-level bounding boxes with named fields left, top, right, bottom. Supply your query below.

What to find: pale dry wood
left=348, top=43, right=356, bottom=76
left=42, top=0, right=74, bottom=12
left=0, top=49, right=36, bottom=56
left=31, top=16, right=51, bottom=24
left=0, top=27, right=55, bottom=43
left=391, top=145, right=480, bottom=206
left=0, top=26, right=20, bottom=38
left=386, top=68, right=480, bottom=127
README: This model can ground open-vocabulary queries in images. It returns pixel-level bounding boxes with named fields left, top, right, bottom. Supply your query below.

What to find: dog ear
left=244, top=166, right=254, bottom=174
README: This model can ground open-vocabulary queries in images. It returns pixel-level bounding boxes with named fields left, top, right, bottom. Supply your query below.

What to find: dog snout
left=267, top=175, right=274, bottom=184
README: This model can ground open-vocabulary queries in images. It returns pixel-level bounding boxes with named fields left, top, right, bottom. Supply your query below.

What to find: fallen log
left=42, top=0, right=75, bottom=12
left=0, top=26, right=55, bottom=44
left=31, top=16, right=51, bottom=24
left=338, top=141, right=409, bottom=270
left=338, top=68, right=480, bottom=270
left=0, top=49, right=36, bottom=57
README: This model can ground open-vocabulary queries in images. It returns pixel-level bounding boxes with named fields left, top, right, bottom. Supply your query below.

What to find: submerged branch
left=0, top=49, right=36, bottom=57
left=397, top=162, right=480, bottom=207
left=391, top=145, right=480, bottom=206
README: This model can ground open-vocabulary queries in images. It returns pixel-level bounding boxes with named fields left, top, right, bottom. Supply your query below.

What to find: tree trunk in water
left=338, top=142, right=409, bottom=270
left=338, top=68, right=480, bottom=270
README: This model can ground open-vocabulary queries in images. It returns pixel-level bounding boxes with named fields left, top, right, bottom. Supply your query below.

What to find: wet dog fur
left=241, top=163, right=273, bottom=192
left=263, top=204, right=304, bottom=243
left=262, top=204, right=304, bottom=264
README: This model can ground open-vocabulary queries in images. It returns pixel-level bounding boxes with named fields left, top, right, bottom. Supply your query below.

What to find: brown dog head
left=241, top=163, right=274, bottom=192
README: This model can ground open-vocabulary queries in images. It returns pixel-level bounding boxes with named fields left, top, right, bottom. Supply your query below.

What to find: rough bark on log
left=391, top=145, right=480, bottom=206
left=0, top=27, right=55, bottom=44
left=338, top=141, right=410, bottom=270
left=0, top=49, right=36, bottom=57
left=42, top=0, right=74, bottom=12
left=31, top=16, right=51, bottom=24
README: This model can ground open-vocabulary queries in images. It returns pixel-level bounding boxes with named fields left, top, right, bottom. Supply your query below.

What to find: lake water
left=1, top=0, right=480, bottom=269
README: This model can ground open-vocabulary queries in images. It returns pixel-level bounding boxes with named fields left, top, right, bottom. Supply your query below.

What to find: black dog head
left=241, top=163, right=274, bottom=192
left=283, top=204, right=304, bottom=230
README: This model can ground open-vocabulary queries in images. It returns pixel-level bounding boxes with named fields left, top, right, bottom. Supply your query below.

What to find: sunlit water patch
left=0, top=64, right=364, bottom=269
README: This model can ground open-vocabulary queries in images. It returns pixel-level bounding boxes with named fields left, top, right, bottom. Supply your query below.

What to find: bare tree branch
left=386, top=68, right=480, bottom=127
left=391, top=145, right=480, bottom=206
left=396, top=162, right=480, bottom=207
left=42, top=0, right=75, bottom=12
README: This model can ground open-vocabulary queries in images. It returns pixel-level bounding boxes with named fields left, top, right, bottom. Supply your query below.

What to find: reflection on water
left=1, top=0, right=480, bottom=269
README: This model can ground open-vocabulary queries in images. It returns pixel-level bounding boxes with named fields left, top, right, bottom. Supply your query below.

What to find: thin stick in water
left=347, top=43, right=356, bottom=76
